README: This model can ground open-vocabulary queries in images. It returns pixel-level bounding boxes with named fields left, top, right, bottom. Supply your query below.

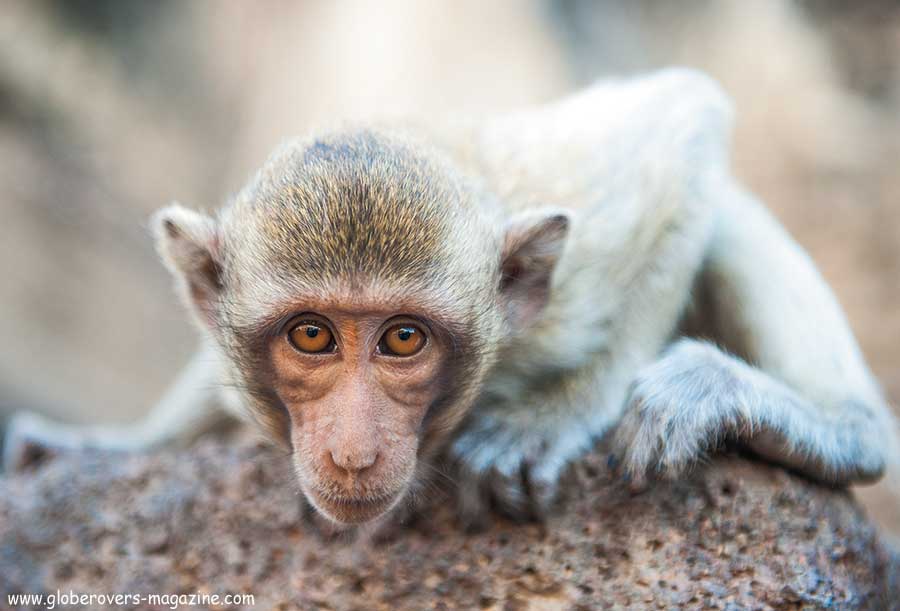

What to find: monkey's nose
left=328, top=448, right=378, bottom=477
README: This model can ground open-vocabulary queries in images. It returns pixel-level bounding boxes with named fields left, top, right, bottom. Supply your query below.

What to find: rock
left=0, top=432, right=897, bottom=610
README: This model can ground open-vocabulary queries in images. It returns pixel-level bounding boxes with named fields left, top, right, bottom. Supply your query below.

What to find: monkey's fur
left=7, top=70, right=895, bottom=527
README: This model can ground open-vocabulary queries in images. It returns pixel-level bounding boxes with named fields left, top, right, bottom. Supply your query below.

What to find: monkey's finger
left=608, top=404, right=643, bottom=456
left=523, top=458, right=564, bottom=519
left=625, top=471, right=649, bottom=495
left=455, top=464, right=492, bottom=533
left=609, top=413, right=654, bottom=477
left=617, top=417, right=668, bottom=488
left=482, top=465, right=533, bottom=522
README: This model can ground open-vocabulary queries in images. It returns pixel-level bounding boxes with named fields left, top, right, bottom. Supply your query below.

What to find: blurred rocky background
left=1, top=0, right=899, bottom=534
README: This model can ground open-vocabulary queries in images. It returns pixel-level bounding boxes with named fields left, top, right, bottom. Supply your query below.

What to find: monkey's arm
left=613, top=186, right=896, bottom=486
left=3, top=343, right=233, bottom=470
left=446, top=69, right=735, bottom=522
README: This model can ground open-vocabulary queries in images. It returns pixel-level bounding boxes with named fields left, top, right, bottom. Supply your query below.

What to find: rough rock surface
left=1, top=432, right=897, bottom=610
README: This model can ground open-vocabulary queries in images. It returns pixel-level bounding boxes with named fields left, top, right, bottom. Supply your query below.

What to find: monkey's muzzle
left=307, top=488, right=403, bottom=524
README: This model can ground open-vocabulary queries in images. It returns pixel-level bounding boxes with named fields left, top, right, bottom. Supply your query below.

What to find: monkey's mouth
left=308, top=489, right=402, bottom=524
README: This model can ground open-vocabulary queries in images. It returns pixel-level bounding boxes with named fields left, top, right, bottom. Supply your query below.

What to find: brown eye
left=379, top=324, right=426, bottom=357
left=288, top=321, right=335, bottom=354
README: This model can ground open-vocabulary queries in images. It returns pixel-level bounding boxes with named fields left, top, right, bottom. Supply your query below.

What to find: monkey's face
left=153, top=129, right=570, bottom=525
left=266, top=301, right=448, bottom=524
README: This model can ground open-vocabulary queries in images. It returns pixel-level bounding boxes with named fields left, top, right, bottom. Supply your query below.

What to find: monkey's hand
left=448, top=411, right=599, bottom=526
left=611, top=340, right=750, bottom=489
left=613, top=339, right=891, bottom=488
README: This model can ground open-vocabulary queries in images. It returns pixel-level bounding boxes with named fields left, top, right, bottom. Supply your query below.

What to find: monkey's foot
left=611, top=340, right=743, bottom=488
left=448, top=419, right=597, bottom=525
left=2, top=411, right=146, bottom=473
left=2, top=411, right=71, bottom=473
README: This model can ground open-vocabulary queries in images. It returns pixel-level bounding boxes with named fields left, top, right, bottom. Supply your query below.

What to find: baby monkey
left=6, top=69, right=895, bottom=527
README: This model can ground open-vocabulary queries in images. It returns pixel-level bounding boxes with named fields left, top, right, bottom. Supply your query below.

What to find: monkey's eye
left=378, top=324, right=426, bottom=357
left=288, top=321, right=335, bottom=354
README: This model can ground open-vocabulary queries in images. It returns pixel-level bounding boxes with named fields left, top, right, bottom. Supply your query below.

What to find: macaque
left=6, top=69, right=895, bottom=528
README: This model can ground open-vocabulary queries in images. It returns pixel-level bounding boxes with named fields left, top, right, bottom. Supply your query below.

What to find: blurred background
left=2, top=0, right=899, bottom=533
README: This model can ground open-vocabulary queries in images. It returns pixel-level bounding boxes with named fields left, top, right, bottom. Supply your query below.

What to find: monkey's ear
left=499, top=208, right=570, bottom=330
left=151, top=204, right=224, bottom=328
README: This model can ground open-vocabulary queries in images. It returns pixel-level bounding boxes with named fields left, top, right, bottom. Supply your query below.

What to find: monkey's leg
left=614, top=188, right=895, bottom=486
left=3, top=344, right=231, bottom=471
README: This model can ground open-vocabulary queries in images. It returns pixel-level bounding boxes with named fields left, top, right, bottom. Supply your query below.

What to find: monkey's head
left=153, top=129, right=569, bottom=524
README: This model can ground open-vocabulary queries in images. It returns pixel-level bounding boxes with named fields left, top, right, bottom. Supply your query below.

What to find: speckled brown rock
left=1, top=432, right=897, bottom=610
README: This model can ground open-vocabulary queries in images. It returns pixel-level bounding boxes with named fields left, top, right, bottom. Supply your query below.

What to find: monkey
left=5, top=68, right=895, bottom=528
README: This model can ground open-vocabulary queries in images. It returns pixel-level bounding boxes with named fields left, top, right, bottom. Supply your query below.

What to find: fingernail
left=628, top=479, right=647, bottom=495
